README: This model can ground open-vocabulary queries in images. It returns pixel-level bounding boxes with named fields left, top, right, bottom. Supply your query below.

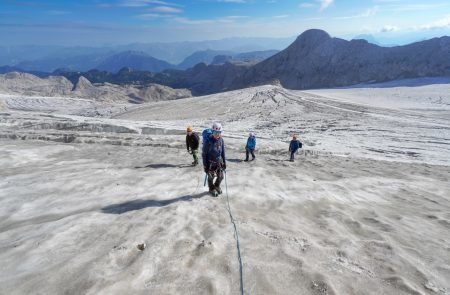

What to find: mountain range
left=1, top=49, right=279, bottom=73
left=0, top=36, right=294, bottom=72
left=232, top=29, right=450, bottom=90
left=2, top=29, right=450, bottom=96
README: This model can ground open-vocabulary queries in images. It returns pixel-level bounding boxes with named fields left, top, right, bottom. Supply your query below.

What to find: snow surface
left=0, top=82, right=449, bottom=294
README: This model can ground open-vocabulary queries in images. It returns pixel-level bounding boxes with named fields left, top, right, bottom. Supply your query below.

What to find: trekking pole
left=203, top=173, right=207, bottom=187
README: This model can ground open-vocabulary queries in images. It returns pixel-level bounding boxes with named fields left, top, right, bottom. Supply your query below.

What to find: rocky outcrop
left=0, top=73, right=191, bottom=103
left=0, top=72, right=74, bottom=96
left=135, top=84, right=192, bottom=102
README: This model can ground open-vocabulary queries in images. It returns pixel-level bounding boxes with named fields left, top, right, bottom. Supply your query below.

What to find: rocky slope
left=234, top=29, right=450, bottom=90
left=0, top=72, right=191, bottom=103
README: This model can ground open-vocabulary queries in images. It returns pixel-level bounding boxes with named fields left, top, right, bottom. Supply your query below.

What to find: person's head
left=212, top=122, right=222, bottom=138
left=293, top=134, right=297, bottom=140
left=249, top=132, right=255, bottom=137
left=186, top=126, right=193, bottom=134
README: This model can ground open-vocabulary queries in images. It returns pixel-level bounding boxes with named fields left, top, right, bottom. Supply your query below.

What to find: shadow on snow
left=134, top=163, right=193, bottom=169
left=101, top=192, right=209, bottom=214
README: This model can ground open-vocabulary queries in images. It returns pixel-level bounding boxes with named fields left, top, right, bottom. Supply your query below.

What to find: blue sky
left=1, top=0, right=449, bottom=45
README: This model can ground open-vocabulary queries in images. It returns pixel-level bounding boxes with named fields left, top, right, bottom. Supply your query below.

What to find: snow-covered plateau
left=0, top=81, right=449, bottom=294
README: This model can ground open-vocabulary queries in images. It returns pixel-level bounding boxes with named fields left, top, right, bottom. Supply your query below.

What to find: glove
left=222, top=163, right=226, bottom=171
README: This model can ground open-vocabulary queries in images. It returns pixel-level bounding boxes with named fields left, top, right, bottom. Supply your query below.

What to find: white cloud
left=362, top=6, right=379, bottom=17
left=273, top=15, right=289, bottom=18
left=373, top=0, right=402, bottom=2
left=224, top=15, right=249, bottom=19
left=380, top=25, right=398, bottom=32
left=136, top=13, right=165, bottom=19
left=174, top=17, right=216, bottom=25
left=149, top=6, right=183, bottom=13
left=299, top=3, right=315, bottom=8
left=173, top=15, right=249, bottom=25
left=420, top=16, right=450, bottom=30
left=216, top=0, right=247, bottom=3
left=318, top=0, right=333, bottom=11
left=118, top=0, right=180, bottom=7
left=335, top=6, right=379, bottom=19
left=386, top=3, right=449, bottom=12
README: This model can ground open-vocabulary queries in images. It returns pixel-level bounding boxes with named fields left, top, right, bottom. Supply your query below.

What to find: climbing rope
left=224, top=170, right=244, bottom=295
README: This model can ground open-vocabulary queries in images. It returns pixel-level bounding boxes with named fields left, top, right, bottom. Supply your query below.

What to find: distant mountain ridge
left=177, top=50, right=234, bottom=70
left=0, top=36, right=295, bottom=71
left=232, top=29, right=450, bottom=90
left=2, top=48, right=280, bottom=73
left=96, top=51, right=176, bottom=73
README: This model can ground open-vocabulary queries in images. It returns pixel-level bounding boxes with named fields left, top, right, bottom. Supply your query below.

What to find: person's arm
left=202, top=140, right=209, bottom=172
left=186, top=135, right=189, bottom=151
left=221, top=139, right=226, bottom=170
left=194, top=133, right=200, bottom=149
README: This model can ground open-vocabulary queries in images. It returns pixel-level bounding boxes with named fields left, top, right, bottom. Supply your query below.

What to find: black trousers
left=290, top=150, right=297, bottom=161
left=245, top=148, right=255, bottom=160
left=208, top=169, right=224, bottom=190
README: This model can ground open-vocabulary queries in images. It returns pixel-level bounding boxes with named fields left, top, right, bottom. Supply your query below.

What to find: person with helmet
left=186, top=126, right=200, bottom=166
left=289, top=135, right=302, bottom=162
left=244, top=132, right=256, bottom=161
left=202, top=122, right=226, bottom=197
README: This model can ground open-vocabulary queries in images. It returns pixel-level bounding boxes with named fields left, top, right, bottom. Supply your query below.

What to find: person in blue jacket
left=202, top=122, right=226, bottom=197
left=244, top=132, right=256, bottom=161
left=289, top=135, right=302, bottom=162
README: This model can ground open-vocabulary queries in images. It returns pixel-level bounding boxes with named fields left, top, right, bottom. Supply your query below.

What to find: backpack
left=202, top=128, right=213, bottom=146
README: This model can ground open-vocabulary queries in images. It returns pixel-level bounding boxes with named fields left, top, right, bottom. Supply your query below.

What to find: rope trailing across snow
left=224, top=170, right=245, bottom=295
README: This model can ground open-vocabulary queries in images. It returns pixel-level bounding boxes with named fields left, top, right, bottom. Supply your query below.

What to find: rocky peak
left=293, top=29, right=331, bottom=47
left=73, top=76, right=93, bottom=91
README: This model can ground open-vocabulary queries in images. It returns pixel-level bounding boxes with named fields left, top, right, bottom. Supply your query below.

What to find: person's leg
left=245, top=148, right=249, bottom=161
left=251, top=149, right=255, bottom=160
left=207, top=171, right=216, bottom=192
left=192, top=149, right=198, bottom=165
left=214, top=169, right=224, bottom=194
left=290, top=151, right=295, bottom=161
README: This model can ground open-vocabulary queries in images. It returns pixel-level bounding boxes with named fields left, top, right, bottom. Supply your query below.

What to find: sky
left=1, top=0, right=449, bottom=45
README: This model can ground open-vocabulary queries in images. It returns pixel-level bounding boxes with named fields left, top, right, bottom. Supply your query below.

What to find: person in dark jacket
left=202, top=122, right=226, bottom=197
left=186, top=126, right=200, bottom=165
left=289, top=135, right=302, bottom=162
left=244, top=132, right=256, bottom=161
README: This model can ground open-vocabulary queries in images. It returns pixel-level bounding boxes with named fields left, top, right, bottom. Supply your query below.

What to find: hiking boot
left=244, top=159, right=249, bottom=162
left=251, top=157, right=255, bottom=161
left=215, top=186, right=222, bottom=195
left=209, top=189, right=218, bottom=197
